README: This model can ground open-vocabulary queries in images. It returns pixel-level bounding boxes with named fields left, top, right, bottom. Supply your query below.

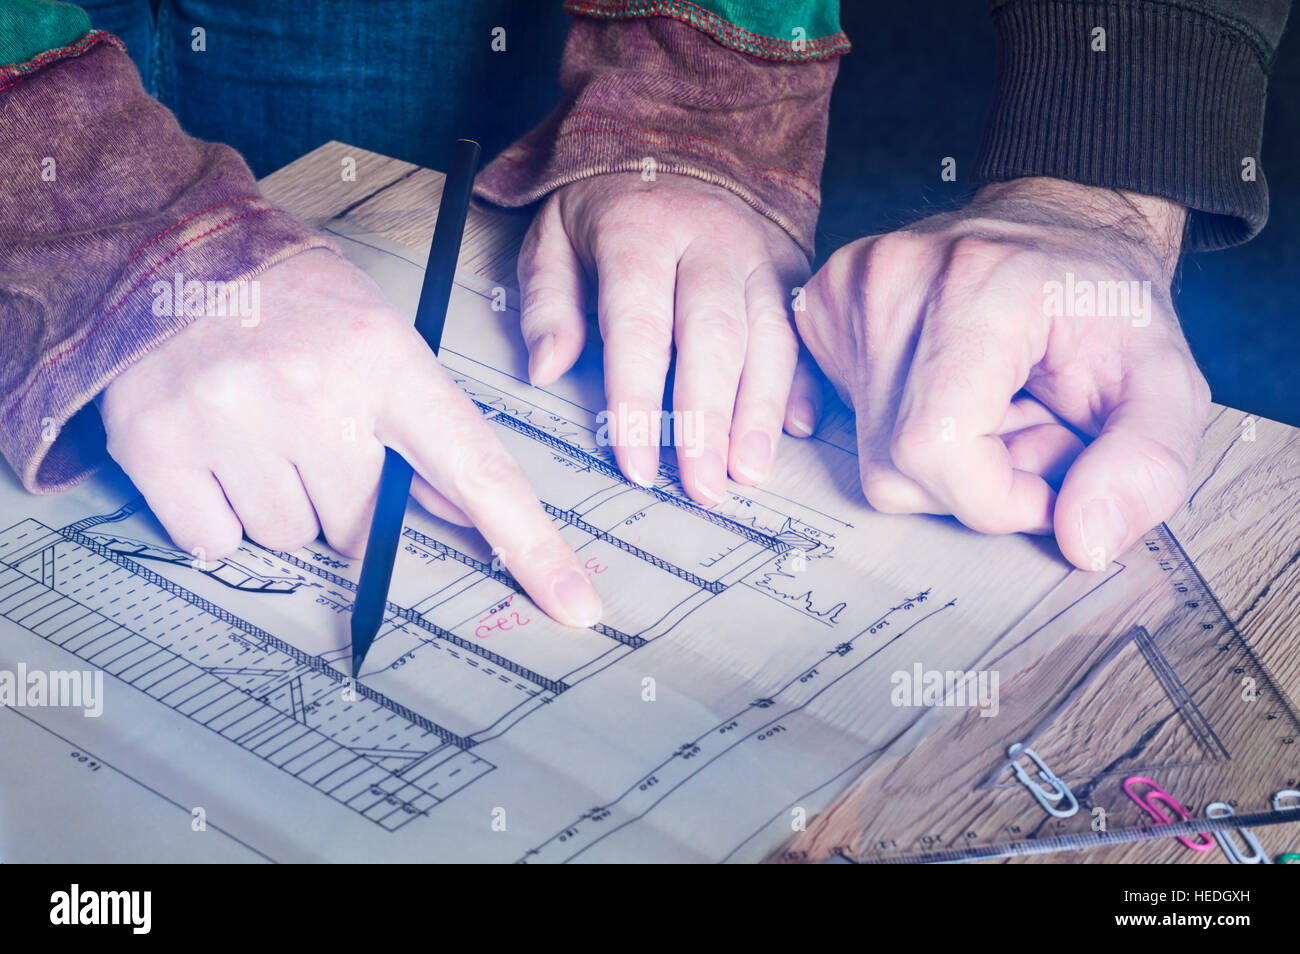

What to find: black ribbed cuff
left=975, top=0, right=1272, bottom=251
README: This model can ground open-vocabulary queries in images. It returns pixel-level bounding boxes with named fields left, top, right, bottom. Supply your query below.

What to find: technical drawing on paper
left=0, top=227, right=1088, bottom=863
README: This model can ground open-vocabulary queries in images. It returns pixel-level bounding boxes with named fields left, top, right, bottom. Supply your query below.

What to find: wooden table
left=261, top=141, right=1300, bottom=863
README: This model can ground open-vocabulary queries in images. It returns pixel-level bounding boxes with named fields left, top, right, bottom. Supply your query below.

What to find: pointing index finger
left=376, top=345, right=602, bottom=628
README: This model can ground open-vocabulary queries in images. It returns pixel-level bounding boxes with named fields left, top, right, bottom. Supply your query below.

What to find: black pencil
left=350, top=138, right=481, bottom=678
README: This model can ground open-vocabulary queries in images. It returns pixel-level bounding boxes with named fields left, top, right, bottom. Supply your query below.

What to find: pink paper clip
left=1123, top=776, right=1214, bottom=851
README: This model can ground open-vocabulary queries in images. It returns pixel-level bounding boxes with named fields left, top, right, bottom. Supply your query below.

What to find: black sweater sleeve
left=975, top=0, right=1292, bottom=250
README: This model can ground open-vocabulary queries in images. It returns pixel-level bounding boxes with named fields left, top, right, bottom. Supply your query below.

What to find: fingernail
left=553, top=569, right=602, bottom=628
left=1080, top=498, right=1128, bottom=570
left=528, top=332, right=555, bottom=385
left=786, top=400, right=816, bottom=438
left=694, top=448, right=728, bottom=505
left=732, top=430, right=773, bottom=483
left=625, top=444, right=658, bottom=487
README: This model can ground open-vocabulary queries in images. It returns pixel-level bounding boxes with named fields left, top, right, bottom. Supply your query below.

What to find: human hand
left=795, top=177, right=1210, bottom=570
left=98, top=248, right=603, bottom=626
left=516, top=172, right=822, bottom=504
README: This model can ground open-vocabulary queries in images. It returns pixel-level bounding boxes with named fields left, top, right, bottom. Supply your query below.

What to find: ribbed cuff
left=975, top=0, right=1272, bottom=251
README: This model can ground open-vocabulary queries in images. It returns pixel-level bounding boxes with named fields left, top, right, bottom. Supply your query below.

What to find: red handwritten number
left=585, top=558, right=607, bottom=575
left=475, top=610, right=532, bottom=639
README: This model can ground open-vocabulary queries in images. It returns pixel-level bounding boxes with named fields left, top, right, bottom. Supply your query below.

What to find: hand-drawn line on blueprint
left=521, top=591, right=952, bottom=862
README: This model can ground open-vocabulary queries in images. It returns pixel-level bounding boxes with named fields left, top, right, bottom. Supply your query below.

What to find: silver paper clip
left=1007, top=743, right=1078, bottom=818
left=1205, top=802, right=1270, bottom=864
left=1272, top=789, right=1300, bottom=811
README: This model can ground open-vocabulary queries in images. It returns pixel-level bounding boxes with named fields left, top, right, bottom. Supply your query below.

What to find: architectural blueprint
left=0, top=225, right=1097, bottom=863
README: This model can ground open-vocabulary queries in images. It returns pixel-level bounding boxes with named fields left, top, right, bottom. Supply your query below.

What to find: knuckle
left=859, top=233, right=928, bottom=322
left=861, top=470, right=914, bottom=515
left=1128, top=436, right=1193, bottom=509
left=747, top=306, right=798, bottom=360
left=175, top=522, right=241, bottom=562
left=693, top=408, right=732, bottom=443
left=1048, top=358, right=1101, bottom=405
left=764, top=335, right=800, bottom=378
left=684, top=310, right=748, bottom=363
left=748, top=301, right=794, bottom=333
left=864, top=231, right=927, bottom=278
left=890, top=420, right=950, bottom=478
left=105, top=408, right=183, bottom=462
left=271, top=347, right=319, bottom=395
left=326, top=530, right=368, bottom=561
left=520, top=284, right=572, bottom=320
left=742, top=394, right=789, bottom=432
left=946, top=234, right=1011, bottom=270
left=188, top=355, right=264, bottom=410
left=517, top=207, right=556, bottom=275
left=325, top=497, right=376, bottom=560
left=597, top=202, right=672, bottom=249
left=245, top=514, right=317, bottom=554
left=436, top=408, right=487, bottom=452
left=515, top=538, right=572, bottom=579
left=958, top=509, right=1019, bottom=536
left=943, top=235, right=1026, bottom=295
left=453, top=447, right=522, bottom=500
left=821, top=238, right=867, bottom=288
left=611, top=309, right=672, bottom=355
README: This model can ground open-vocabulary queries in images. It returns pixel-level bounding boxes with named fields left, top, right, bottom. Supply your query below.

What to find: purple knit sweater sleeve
left=0, top=36, right=334, bottom=494
left=473, top=16, right=841, bottom=259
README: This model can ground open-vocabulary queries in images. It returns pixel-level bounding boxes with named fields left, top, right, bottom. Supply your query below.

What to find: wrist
left=972, top=177, right=1186, bottom=277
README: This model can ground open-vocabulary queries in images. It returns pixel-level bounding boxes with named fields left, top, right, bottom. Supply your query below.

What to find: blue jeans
left=78, top=0, right=570, bottom=176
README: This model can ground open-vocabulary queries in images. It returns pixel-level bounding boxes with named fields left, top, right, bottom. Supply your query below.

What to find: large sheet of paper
left=0, top=224, right=1097, bottom=862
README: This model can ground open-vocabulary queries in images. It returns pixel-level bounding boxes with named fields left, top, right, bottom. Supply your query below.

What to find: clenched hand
left=795, top=177, right=1210, bottom=570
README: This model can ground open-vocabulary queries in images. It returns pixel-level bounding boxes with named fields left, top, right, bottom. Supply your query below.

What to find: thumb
left=1053, top=354, right=1210, bottom=570
left=517, top=197, right=588, bottom=386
